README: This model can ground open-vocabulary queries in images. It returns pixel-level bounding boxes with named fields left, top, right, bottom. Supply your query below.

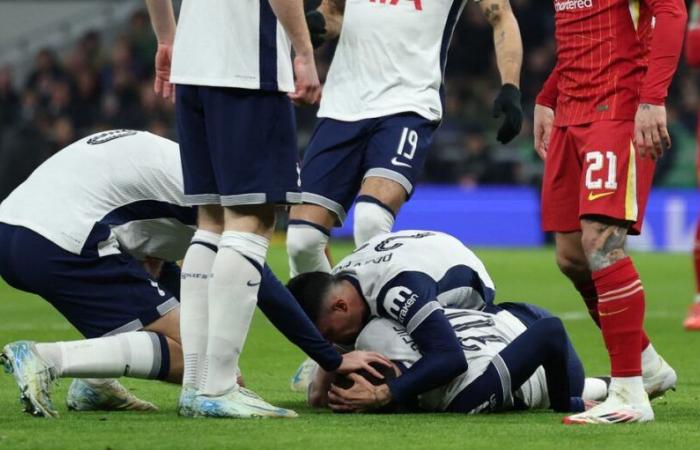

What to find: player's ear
left=331, top=298, right=348, bottom=313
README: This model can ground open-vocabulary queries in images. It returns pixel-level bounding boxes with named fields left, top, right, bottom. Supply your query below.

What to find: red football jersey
left=537, top=0, right=687, bottom=127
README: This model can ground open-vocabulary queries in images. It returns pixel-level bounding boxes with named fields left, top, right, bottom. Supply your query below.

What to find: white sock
left=35, top=332, right=168, bottom=379
left=180, top=230, right=220, bottom=390
left=201, top=231, right=268, bottom=396
left=582, top=378, right=609, bottom=401
left=641, top=343, right=661, bottom=375
left=609, top=376, right=647, bottom=403
left=286, top=222, right=331, bottom=278
left=353, top=199, right=395, bottom=246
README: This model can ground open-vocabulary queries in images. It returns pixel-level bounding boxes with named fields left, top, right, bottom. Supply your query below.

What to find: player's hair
left=286, top=271, right=336, bottom=324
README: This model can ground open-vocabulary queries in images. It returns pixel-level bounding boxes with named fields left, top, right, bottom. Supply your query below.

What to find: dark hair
left=286, top=272, right=336, bottom=324
left=332, top=362, right=404, bottom=414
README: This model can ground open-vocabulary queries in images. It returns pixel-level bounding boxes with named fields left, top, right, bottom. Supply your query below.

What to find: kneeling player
left=0, top=130, right=385, bottom=418
left=288, top=230, right=676, bottom=415
left=309, top=304, right=609, bottom=414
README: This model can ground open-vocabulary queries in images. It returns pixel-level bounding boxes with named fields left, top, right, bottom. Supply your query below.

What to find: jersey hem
left=318, top=105, right=442, bottom=123
left=170, top=75, right=294, bottom=93
left=0, top=219, right=83, bottom=255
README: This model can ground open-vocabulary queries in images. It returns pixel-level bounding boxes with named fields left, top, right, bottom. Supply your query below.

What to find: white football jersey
left=170, top=0, right=294, bottom=92
left=0, top=130, right=196, bottom=260
left=355, top=308, right=548, bottom=412
left=333, top=230, right=495, bottom=333
left=318, top=0, right=468, bottom=121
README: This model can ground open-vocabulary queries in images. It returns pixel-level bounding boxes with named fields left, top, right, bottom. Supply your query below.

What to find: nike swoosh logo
left=587, top=191, right=615, bottom=201
left=390, top=157, right=412, bottom=168
left=246, top=280, right=261, bottom=287
left=599, top=307, right=629, bottom=317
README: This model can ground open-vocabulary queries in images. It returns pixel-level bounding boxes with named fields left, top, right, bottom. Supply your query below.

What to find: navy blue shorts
left=499, top=301, right=585, bottom=396
left=0, top=224, right=179, bottom=338
left=176, top=85, right=301, bottom=207
left=300, top=113, right=438, bottom=224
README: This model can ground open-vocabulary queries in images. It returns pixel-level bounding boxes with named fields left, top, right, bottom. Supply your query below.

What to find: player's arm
left=635, top=0, right=687, bottom=159
left=479, top=0, right=524, bottom=144
left=145, top=0, right=176, bottom=99
left=533, top=67, right=559, bottom=160
left=269, top=0, right=322, bottom=105
left=685, top=0, right=700, bottom=67
left=257, top=265, right=390, bottom=375
left=328, top=272, right=467, bottom=411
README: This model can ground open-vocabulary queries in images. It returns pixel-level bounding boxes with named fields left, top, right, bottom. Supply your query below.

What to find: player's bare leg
left=354, top=176, right=405, bottom=246
left=684, top=219, right=700, bottom=330
left=287, top=204, right=335, bottom=277
left=554, top=231, right=676, bottom=403
left=564, top=217, right=653, bottom=424
left=195, top=204, right=296, bottom=418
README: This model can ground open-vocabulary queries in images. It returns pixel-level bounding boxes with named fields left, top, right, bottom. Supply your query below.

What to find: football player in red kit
left=533, top=0, right=686, bottom=424
left=684, top=0, right=700, bottom=331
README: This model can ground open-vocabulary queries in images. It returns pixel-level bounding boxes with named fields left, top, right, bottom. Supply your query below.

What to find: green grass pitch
left=1, top=241, right=699, bottom=449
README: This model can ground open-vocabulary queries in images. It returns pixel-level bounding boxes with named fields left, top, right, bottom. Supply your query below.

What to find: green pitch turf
left=1, top=242, right=699, bottom=449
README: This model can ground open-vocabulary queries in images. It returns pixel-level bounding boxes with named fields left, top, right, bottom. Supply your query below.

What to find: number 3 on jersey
left=585, top=150, right=618, bottom=191
left=391, top=127, right=418, bottom=168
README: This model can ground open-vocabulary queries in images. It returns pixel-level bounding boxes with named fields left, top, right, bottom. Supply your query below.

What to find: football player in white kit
left=309, top=307, right=609, bottom=414
left=288, top=230, right=677, bottom=410
left=0, top=130, right=385, bottom=418
left=144, top=0, right=388, bottom=419
left=286, top=0, right=524, bottom=278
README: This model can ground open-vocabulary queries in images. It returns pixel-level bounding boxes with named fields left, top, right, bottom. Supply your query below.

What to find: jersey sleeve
left=639, top=0, right=688, bottom=105
left=535, top=66, right=559, bottom=109
left=376, top=271, right=442, bottom=333
left=685, top=0, right=700, bottom=67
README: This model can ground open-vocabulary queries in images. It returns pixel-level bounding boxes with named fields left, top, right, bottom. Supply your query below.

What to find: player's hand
left=154, top=43, right=175, bottom=101
left=337, top=351, right=392, bottom=379
left=533, top=104, right=554, bottom=160
left=634, top=103, right=671, bottom=161
left=288, top=52, right=322, bottom=106
left=493, top=84, right=523, bottom=144
left=305, top=0, right=327, bottom=49
left=328, top=373, right=392, bottom=412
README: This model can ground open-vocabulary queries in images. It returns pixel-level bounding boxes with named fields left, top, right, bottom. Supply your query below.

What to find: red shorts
left=541, top=120, right=655, bottom=235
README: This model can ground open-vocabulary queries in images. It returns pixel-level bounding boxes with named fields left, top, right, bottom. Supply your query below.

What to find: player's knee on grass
left=353, top=196, right=395, bottom=246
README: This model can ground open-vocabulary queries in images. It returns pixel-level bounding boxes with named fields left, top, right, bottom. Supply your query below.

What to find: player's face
left=317, top=307, right=363, bottom=346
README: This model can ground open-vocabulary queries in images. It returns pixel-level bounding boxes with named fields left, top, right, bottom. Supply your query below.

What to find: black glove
left=492, top=83, right=523, bottom=144
left=305, top=0, right=327, bottom=49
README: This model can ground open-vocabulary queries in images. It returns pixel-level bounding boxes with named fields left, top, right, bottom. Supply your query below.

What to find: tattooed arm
left=478, top=0, right=523, bottom=87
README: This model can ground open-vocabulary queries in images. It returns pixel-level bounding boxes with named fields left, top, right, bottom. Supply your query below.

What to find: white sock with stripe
left=35, top=332, right=169, bottom=379
left=201, top=231, right=268, bottom=396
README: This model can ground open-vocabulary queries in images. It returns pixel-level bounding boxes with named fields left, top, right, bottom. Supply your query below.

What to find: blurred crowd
left=0, top=4, right=698, bottom=200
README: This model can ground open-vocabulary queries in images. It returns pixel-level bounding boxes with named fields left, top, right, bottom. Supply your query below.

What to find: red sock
left=575, top=279, right=650, bottom=352
left=694, top=220, right=700, bottom=295
left=592, top=257, right=645, bottom=378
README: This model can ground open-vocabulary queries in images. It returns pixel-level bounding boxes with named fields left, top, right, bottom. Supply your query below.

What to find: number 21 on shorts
left=392, top=127, right=418, bottom=168
left=585, top=150, right=618, bottom=191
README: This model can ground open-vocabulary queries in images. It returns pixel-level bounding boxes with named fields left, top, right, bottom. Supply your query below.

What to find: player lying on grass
left=0, top=130, right=388, bottom=418
left=288, top=230, right=676, bottom=414
left=308, top=305, right=609, bottom=414
left=286, top=0, right=524, bottom=278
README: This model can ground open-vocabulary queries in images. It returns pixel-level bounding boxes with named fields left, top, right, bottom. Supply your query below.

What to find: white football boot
left=643, top=356, right=677, bottom=400
left=1, top=341, right=59, bottom=418
left=193, top=387, right=298, bottom=419
left=563, top=380, right=654, bottom=425
left=67, top=379, right=158, bottom=412
left=290, top=358, right=319, bottom=393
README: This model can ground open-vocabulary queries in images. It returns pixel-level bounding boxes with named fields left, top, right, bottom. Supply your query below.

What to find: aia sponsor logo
left=369, top=0, right=423, bottom=11
left=554, top=0, right=593, bottom=11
